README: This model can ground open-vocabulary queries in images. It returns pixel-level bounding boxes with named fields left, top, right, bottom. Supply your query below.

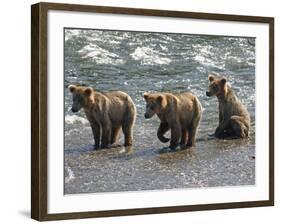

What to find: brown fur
left=206, top=74, right=250, bottom=139
left=69, top=85, right=136, bottom=149
left=143, top=92, right=202, bottom=150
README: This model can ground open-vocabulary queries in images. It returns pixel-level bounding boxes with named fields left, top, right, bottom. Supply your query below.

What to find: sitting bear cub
left=206, top=74, right=250, bottom=139
left=69, top=85, right=136, bottom=149
left=143, top=92, right=202, bottom=150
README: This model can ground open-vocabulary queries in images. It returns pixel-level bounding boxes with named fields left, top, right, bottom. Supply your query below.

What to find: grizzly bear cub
left=206, top=74, right=250, bottom=139
left=143, top=92, right=202, bottom=150
left=69, top=85, right=136, bottom=149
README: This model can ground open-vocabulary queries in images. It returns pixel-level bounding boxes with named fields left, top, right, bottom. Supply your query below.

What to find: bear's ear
left=84, top=87, right=92, bottom=96
left=68, top=85, right=76, bottom=93
left=157, top=95, right=163, bottom=103
left=143, top=93, right=149, bottom=101
left=220, top=78, right=227, bottom=85
left=208, top=74, right=215, bottom=82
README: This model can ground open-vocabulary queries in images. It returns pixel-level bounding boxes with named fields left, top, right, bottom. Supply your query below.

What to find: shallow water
left=64, top=29, right=255, bottom=194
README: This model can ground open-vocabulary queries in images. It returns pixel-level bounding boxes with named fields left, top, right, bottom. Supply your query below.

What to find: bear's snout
left=206, top=91, right=211, bottom=97
left=144, top=113, right=150, bottom=119
left=71, top=107, right=78, bottom=113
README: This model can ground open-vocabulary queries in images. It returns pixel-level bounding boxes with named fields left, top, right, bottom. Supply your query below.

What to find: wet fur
left=69, top=85, right=136, bottom=149
left=206, top=74, right=250, bottom=139
left=144, top=92, right=202, bottom=150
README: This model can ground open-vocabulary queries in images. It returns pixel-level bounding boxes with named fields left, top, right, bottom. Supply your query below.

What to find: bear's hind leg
left=122, top=124, right=133, bottom=147
left=230, top=116, right=249, bottom=138
left=111, top=126, right=121, bottom=144
left=186, top=114, right=201, bottom=147
left=186, top=127, right=197, bottom=147
left=180, top=129, right=188, bottom=147
left=122, top=104, right=136, bottom=147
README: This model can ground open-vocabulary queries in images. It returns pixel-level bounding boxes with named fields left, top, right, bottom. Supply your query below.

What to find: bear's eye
left=212, top=85, right=218, bottom=90
left=150, top=104, right=156, bottom=110
left=76, top=96, right=84, bottom=103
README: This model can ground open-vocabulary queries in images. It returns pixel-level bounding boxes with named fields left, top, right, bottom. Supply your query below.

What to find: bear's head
left=206, top=74, right=227, bottom=97
left=68, top=85, right=93, bottom=112
left=143, top=93, right=167, bottom=119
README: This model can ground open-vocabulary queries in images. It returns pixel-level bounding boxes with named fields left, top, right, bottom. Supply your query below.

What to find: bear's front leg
left=169, top=125, right=181, bottom=150
left=101, top=121, right=112, bottom=148
left=157, top=122, right=170, bottom=143
left=215, top=125, right=225, bottom=138
left=90, top=122, right=101, bottom=149
left=215, top=119, right=231, bottom=138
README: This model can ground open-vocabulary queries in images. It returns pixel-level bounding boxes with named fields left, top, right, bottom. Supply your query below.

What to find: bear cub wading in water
left=69, top=85, right=136, bottom=149
left=206, top=74, right=250, bottom=139
left=143, top=92, right=202, bottom=150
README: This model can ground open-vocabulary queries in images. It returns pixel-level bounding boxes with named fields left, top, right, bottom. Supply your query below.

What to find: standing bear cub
left=69, top=85, right=136, bottom=149
left=143, top=92, right=202, bottom=150
left=206, top=74, right=250, bottom=139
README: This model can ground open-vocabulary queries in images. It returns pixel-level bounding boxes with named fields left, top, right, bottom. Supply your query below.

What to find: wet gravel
left=64, top=137, right=255, bottom=194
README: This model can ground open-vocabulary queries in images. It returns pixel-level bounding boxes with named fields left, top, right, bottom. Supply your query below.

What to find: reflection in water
left=64, top=29, right=255, bottom=194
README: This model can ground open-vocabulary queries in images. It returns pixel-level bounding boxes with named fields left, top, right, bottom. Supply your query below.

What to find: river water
left=64, top=29, right=255, bottom=194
